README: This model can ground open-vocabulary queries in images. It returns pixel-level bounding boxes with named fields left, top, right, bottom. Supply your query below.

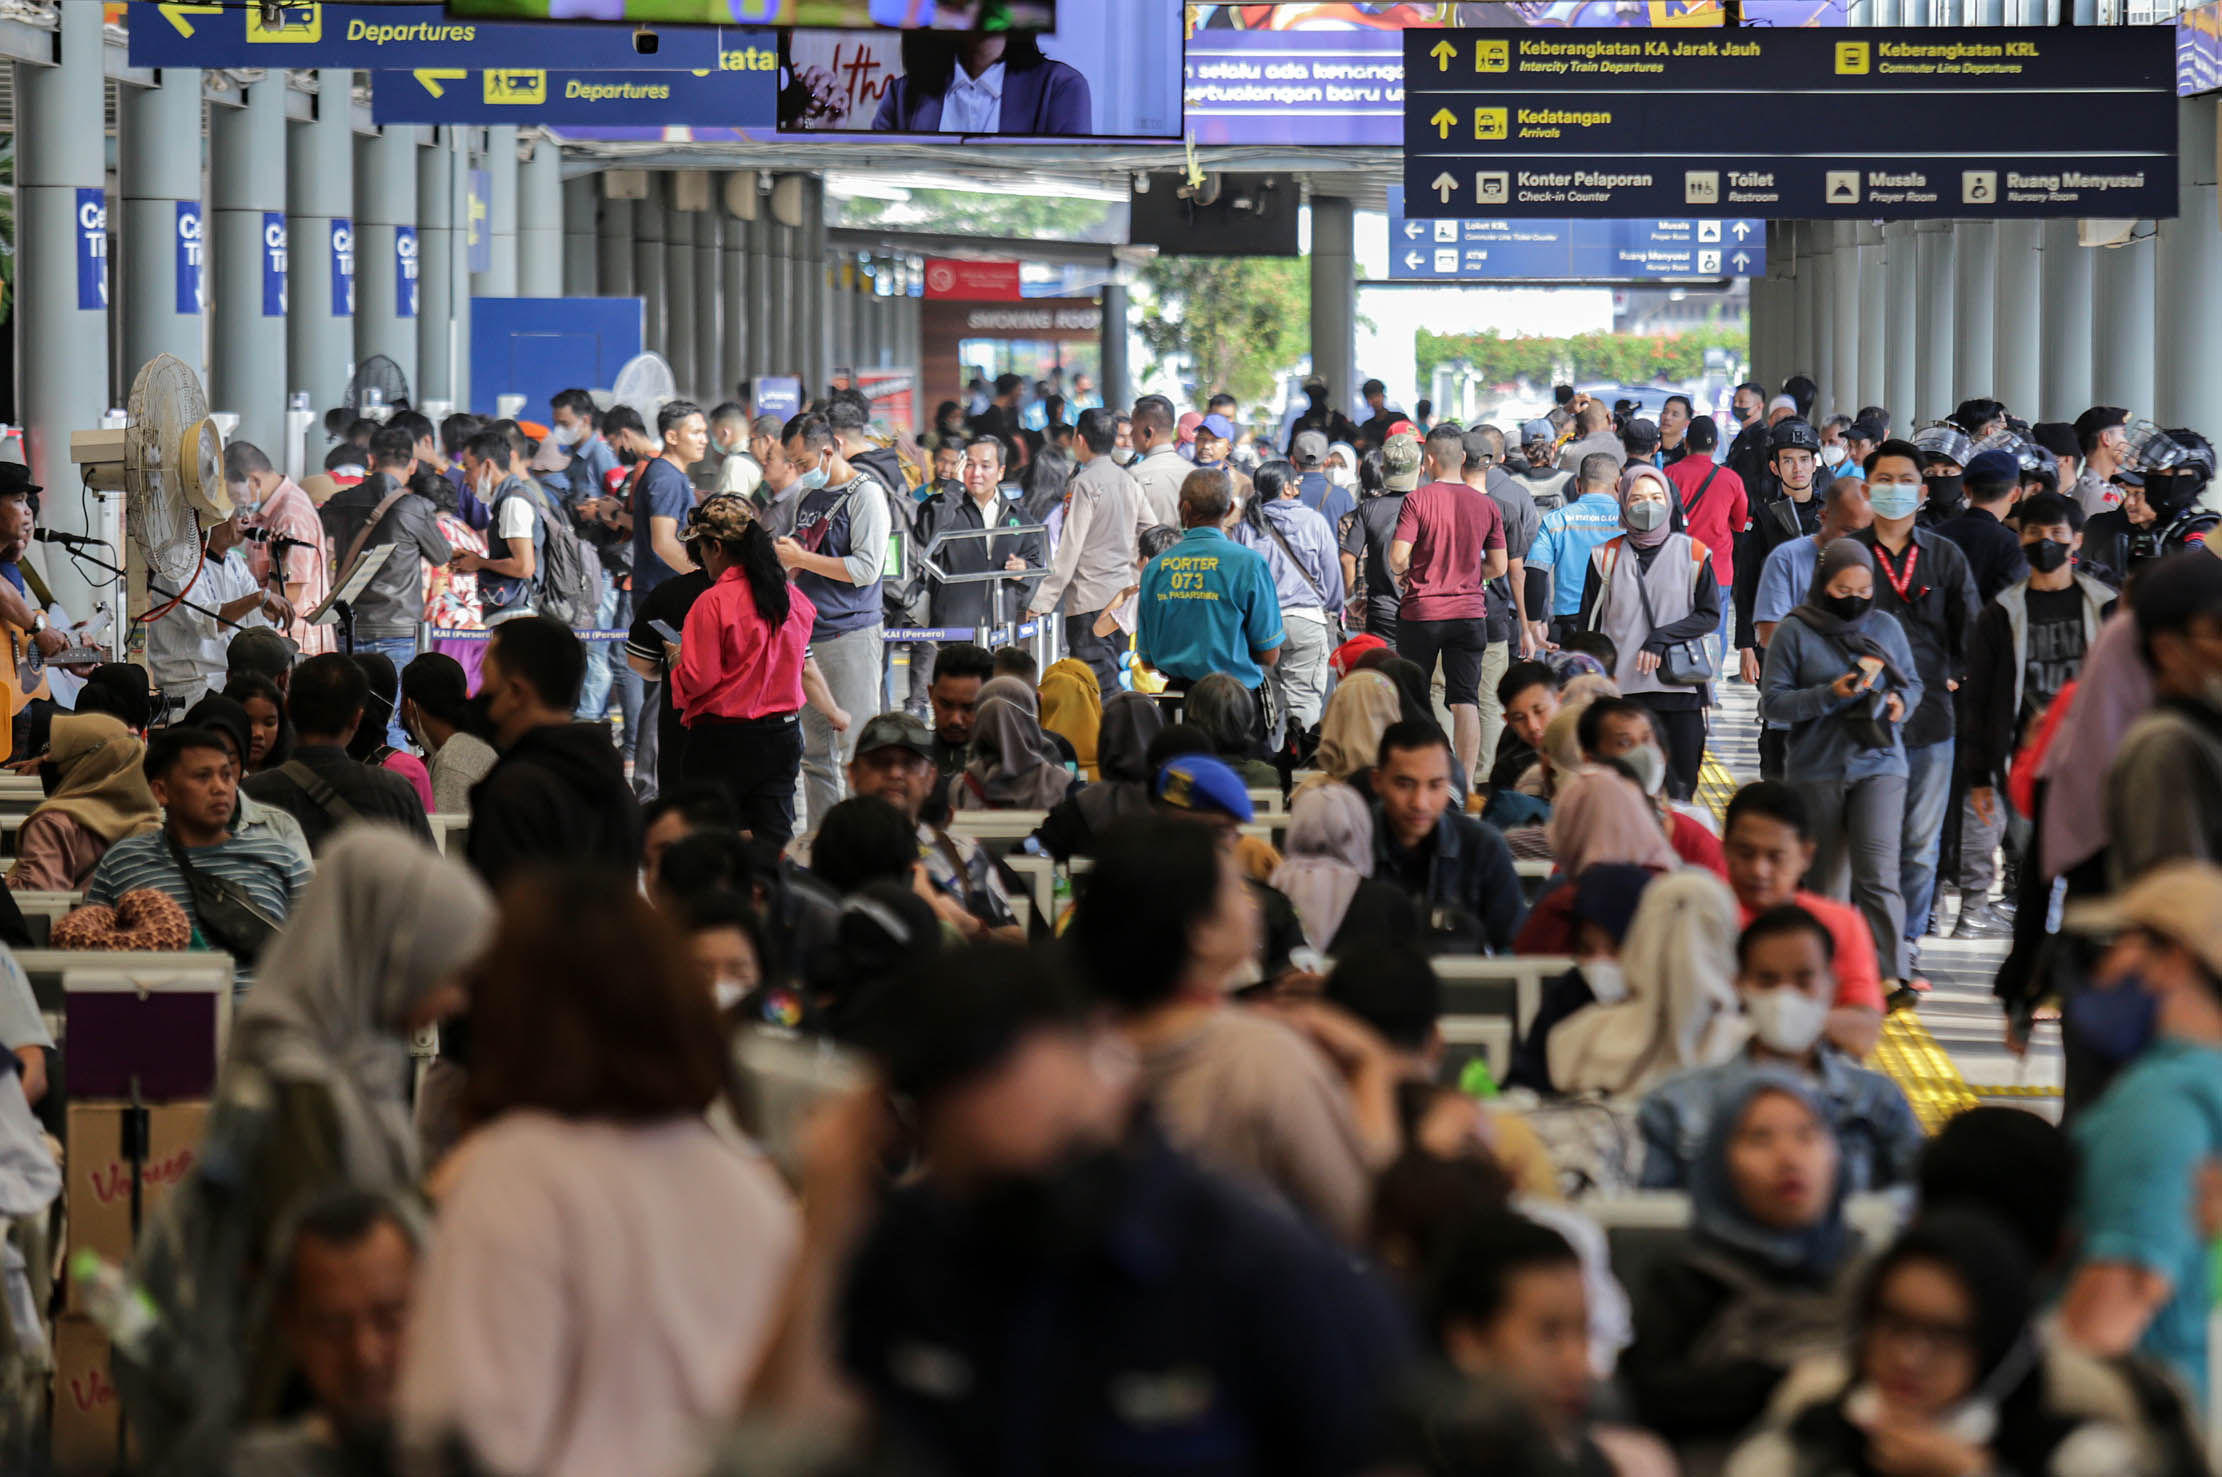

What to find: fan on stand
left=125, top=354, right=229, bottom=637
left=345, top=355, right=412, bottom=420
left=604, top=352, right=678, bottom=426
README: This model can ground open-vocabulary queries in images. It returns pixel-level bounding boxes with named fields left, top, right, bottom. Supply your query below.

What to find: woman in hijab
left=1760, top=538, right=1924, bottom=989
left=1514, top=765, right=1681, bottom=954
left=951, top=695, right=1077, bottom=811
left=6, top=713, right=159, bottom=891
left=1270, top=783, right=1407, bottom=956
left=182, top=694, right=313, bottom=867
left=1184, top=672, right=1281, bottom=789
left=1576, top=464, right=1720, bottom=801
left=1622, top=1074, right=1862, bottom=1462
left=1036, top=657, right=1103, bottom=780
left=1726, top=1209, right=2191, bottom=1477
left=1297, top=669, right=1403, bottom=800
left=347, top=651, right=434, bottom=811
left=1034, top=691, right=1164, bottom=861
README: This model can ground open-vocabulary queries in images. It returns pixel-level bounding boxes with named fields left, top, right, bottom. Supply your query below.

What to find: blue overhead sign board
left=1385, top=188, right=1761, bottom=281
left=370, top=63, right=777, bottom=126
left=1402, top=27, right=2176, bottom=219
left=126, top=1, right=744, bottom=70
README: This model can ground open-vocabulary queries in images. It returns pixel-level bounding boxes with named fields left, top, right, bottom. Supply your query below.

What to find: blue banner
left=262, top=211, right=288, bottom=317
left=127, top=2, right=744, bottom=70
left=754, top=375, right=802, bottom=420
left=174, top=202, right=204, bottom=314
left=465, top=169, right=490, bottom=276
left=371, top=63, right=777, bottom=127
left=1386, top=187, right=1764, bottom=281
left=330, top=218, right=355, bottom=316
left=75, top=189, right=107, bottom=312
left=396, top=226, right=418, bottom=319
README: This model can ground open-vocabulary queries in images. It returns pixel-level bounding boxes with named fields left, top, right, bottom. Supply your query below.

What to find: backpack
left=511, top=479, right=604, bottom=627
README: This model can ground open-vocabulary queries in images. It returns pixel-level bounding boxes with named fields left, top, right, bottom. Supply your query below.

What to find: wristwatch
left=28, top=613, right=47, bottom=635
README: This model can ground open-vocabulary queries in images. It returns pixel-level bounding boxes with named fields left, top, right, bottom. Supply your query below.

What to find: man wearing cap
left=2071, top=405, right=2131, bottom=516
left=1514, top=419, right=1573, bottom=511
left=1620, top=417, right=1663, bottom=470
left=1136, top=469, right=1285, bottom=702
left=1844, top=416, right=1885, bottom=474
left=2031, top=420, right=2082, bottom=488
left=2058, top=861, right=2222, bottom=1401
left=1287, top=376, right=1360, bottom=455
left=1357, top=378, right=1402, bottom=453
left=1341, top=436, right=1411, bottom=644
left=1731, top=419, right=1831, bottom=683
left=1291, top=431, right=1356, bottom=532
left=1152, top=751, right=1308, bottom=979
left=1192, top=412, right=1256, bottom=506
left=1933, top=448, right=2030, bottom=604
left=1128, top=394, right=1191, bottom=530
left=1554, top=396, right=1625, bottom=477
left=789, top=710, right=1020, bottom=940
left=1390, top=426, right=1506, bottom=783
left=1027, top=407, right=1142, bottom=698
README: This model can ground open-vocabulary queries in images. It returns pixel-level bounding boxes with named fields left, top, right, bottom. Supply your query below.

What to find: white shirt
left=147, top=547, right=266, bottom=703
left=939, top=59, right=1005, bottom=134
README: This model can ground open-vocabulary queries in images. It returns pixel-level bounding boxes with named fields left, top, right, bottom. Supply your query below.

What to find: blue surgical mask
left=2064, top=979, right=2158, bottom=1063
left=795, top=466, right=830, bottom=494
left=1867, top=483, right=1922, bottom=520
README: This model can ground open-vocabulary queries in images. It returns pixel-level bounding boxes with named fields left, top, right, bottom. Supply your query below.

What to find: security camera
left=633, top=24, right=660, bottom=54
left=1132, top=172, right=1150, bottom=195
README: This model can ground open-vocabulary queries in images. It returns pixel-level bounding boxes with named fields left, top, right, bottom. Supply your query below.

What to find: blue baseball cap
left=1963, top=448, right=2021, bottom=490
left=1200, top=413, right=1237, bottom=442
left=1153, top=753, right=1255, bottom=823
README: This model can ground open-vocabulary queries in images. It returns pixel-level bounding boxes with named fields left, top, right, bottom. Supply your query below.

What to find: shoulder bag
left=279, top=760, right=363, bottom=830
left=164, top=833, right=287, bottom=966
left=1630, top=541, right=1719, bottom=687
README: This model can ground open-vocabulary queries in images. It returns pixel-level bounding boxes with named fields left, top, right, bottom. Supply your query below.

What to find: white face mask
left=1579, top=959, right=1629, bottom=1006
left=1328, top=463, right=1358, bottom=490
left=713, top=977, right=748, bottom=1011
left=1621, top=742, right=1667, bottom=797
left=552, top=421, right=584, bottom=449
left=1111, top=447, right=1137, bottom=467
left=1820, top=443, right=1848, bottom=468
left=1745, top=986, right=1830, bottom=1055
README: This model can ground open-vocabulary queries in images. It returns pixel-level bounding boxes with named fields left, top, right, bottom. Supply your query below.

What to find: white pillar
left=1993, top=221, right=2043, bottom=419
left=2090, top=235, right=2156, bottom=416
left=2157, top=96, right=2222, bottom=432
left=1883, top=223, right=1919, bottom=426
left=1952, top=221, right=1996, bottom=407
left=1913, top=220, right=1956, bottom=424
left=2040, top=218, right=2093, bottom=419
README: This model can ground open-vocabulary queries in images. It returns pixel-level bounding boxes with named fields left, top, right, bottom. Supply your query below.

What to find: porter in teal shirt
left=1136, top=526, right=1286, bottom=688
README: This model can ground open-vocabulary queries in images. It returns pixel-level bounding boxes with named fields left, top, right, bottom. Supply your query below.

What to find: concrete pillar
left=448, top=131, right=471, bottom=410
left=1952, top=221, right=1997, bottom=408
left=414, top=130, right=456, bottom=407
left=1856, top=224, right=1887, bottom=416
left=2090, top=236, right=2156, bottom=416
left=288, top=69, right=355, bottom=419
left=1831, top=222, right=1859, bottom=424
left=1882, top=222, right=1919, bottom=425
left=636, top=186, right=667, bottom=365
left=119, top=68, right=204, bottom=381
left=1310, top=196, right=1357, bottom=421
left=795, top=175, right=828, bottom=396
left=2157, top=96, right=2222, bottom=432
left=1808, top=227, right=1836, bottom=414
left=1993, top=220, right=2043, bottom=418
left=517, top=136, right=562, bottom=298
left=1794, top=225, right=1823, bottom=389
left=721, top=173, right=753, bottom=397
left=748, top=213, right=777, bottom=382
left=763, top=216, right=792, bottom=380
left=664, top=189, right=698, bottom=395
left=1102, top=283, right=1132, bottom=412
left=472, top=126, right=519, bottom=298
left=16, top=0, right=111, bottom=589
left=562, top=176, right=598, bottom=297
left=695, top=207, right=723, bottom=403
left=831, top=258, right=854, bottom=380
left=211, top=77, right=289, bottom=455
left=2040, top=218, right=2093, bottom=419
left=1913, top=220, right=1956, bottom=426
left=353, top=127, right=417, bottom=401
left=597, top=193, right=635, bottom=297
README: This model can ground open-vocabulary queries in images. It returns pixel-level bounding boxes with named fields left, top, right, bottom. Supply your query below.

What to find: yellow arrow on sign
left=1429, top=39, right=1457, bottom=71
left=414, top=68, right=468, bottom=98
left=1430, top=107, right=1456, bottom=140
left=157, top=3, right=225, bottom=38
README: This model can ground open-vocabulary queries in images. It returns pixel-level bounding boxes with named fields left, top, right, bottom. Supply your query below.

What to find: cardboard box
left=63, top=1101, right=207, bottom=1313
left=50, top=1314, right=119, bottom=1477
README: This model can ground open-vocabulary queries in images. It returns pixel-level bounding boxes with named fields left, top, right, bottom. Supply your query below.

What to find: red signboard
left=923, top=258, right=1024, bottom=301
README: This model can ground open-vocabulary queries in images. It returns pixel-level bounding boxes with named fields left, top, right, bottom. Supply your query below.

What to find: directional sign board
left=127, top=1, right=744, bottom=69
left=1403, top=27, right=2176, bottom=219
left=1386, top=187, right=1761, bottom=281
left=371, top=64, right=777, bottom=127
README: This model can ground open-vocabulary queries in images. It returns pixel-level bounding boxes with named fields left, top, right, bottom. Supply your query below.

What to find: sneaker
left=1952, top=901, right=2014, bottom=940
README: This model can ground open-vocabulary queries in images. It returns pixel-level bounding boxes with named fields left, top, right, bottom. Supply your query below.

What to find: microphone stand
left=45, top=538, right=252, bottom=633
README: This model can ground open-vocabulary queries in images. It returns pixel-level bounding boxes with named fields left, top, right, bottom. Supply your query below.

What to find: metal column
left=1830, top=222, right=1859, bottom=423
left=1310, top=196, right=1357, bottom=421
left=473, top=127, right=519, bottom=298
left=796, top=175, right=828, bottom=396
left=1992, top=220, right=2043, bottom=418
left=597, top=193, right=636, bottom=297
left=636, top=185, right=667, bottom=365
left=353, top=127, right=417, bottom=403
left=1795, top=224, right=1824, bottom=387
left=16, top=0, right=110, bottom=591
left=764, top=215, right=793, bottom=381
left=119, top=67, right=204, bottom=381
left=1856, top=224, right=1887, bottom=416
left=695, top=207, right=724, bottom=404
left=517, top=136, right=562, bottom=298
left=2157, top=97, right=2222, bottom=432
left=562, top=176, right=598, bottom=297
left=2040, top=218, right=2093, bottom=419
left=721, top=173, right=753, bottom=397
left=664, top=190, right=699, bottom=396
left=414, top=130, right=457, bottom=408
left=449, top=131, right=471, bottom=410
left=1952, top=221, right=1997, bottom=408
left=748, top=212, right=777, bottom=384
left=1102, top=283, right=1131, bottom=411
left=211, top=77, right=289, bottom=455
left=288, top=69, right=355, bottom=420
left=831, top=258, right=854, bottom=379
left=1882, top=223, right=1919, bottom=425
left=2091, top=236, right=2157, bottom=416
left=1913, top=220, right=1955, bottom=425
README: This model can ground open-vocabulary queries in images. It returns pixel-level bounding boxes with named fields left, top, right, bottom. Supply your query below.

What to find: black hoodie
left=465, top=720, right=640, bottom=888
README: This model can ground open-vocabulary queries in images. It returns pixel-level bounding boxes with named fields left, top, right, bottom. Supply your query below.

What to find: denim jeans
left=1800, top=771, right=1909, bottom=980
left=1900, top=739, right=1955, bottom=941
left=801, top=623, right=885, bottom=832
left=1270, top=612, right=1333, bottom=748
left=357, top=634, right=418, bottom=751
left=575, top=583, right=625, bottom=726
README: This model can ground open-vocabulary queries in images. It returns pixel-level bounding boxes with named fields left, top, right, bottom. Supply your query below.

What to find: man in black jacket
left=467, top=615, right=640, bottom=887
left=243, top=654, right=435, bottom=854
left=1934, top=448, right=2030, bottom=603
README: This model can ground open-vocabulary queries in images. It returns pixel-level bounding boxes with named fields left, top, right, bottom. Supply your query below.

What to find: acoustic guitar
left=0, top=606, right=110, bottom=759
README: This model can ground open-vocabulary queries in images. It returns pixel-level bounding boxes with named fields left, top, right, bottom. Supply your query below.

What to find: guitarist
left=0, top=463, right=102, bottom=756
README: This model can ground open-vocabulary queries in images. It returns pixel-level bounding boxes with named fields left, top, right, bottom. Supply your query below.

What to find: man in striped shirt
left=85, top=726, right=311, bottom=990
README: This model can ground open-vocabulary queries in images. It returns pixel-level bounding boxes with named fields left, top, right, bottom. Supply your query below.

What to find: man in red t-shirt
left=1720, top=780, right=1886, bottom=1057
left=1663, top=415, right=1748, bottom=677
left=1388, top=426, right=1506, bottom=781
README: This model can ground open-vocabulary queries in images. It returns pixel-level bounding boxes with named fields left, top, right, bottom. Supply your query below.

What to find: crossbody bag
left=164, top=833, right=287, bottom=966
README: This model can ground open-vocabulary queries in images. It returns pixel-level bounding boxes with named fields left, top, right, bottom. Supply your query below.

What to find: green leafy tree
left=1136, top=256, right=1309, bottom=408
left=1416, top=323, right=1747, bottom=387
left=838, top=187, right=1110, bottom=241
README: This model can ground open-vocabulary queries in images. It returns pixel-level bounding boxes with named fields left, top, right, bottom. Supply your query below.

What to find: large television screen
left=447, top=0, right=1055, bottom=28
left=775, top=10, right=1185, bottom=139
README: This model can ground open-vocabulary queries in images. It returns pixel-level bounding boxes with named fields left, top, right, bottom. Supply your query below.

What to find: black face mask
left=2026, top=538, right=2071, bottom=574
left=2145, top=473, right=2200, bottom=514
left=1823, top=592, right=1873, bottom=623
left=1924, top=473, right=1965, bottom=512
left=460, top=692, right=498, bottom=745
left=615, top=446, right=642, bottom=467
